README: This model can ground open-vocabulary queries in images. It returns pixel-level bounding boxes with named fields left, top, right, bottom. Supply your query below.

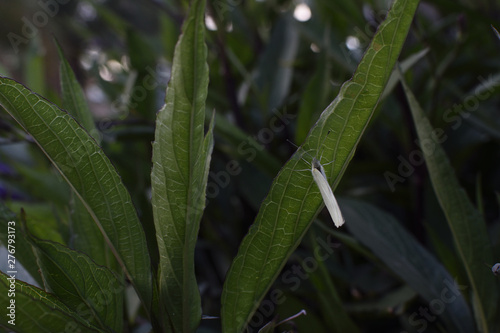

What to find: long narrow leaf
left=400, top=70, right=498, bottom=332
left=0, top=272, right=103, bottom=332
left=0, top=206, right=42, bottom=287
left=213, top=112, right=281, bottom=176
left=56, top=41, right=116, bottom=271
left=295, top=49, right=331, bottom=144
left=254, top=14, right=299, bottom=113
left=56, top=40, right=98, bottom=139
left=150, top=0, right=213, bottom=331
left=307, top=231, right=360, bottom=333
left=28, top=234, right=123, bottom=332
left=344, top=199, right=475, bottom=332
left=0, top=77, right=152, bottom=314
left=221, top=0, right=420, bottom=332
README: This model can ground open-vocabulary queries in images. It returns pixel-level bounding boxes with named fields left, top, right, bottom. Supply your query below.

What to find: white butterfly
left=310, top=156, right=345, bottom=228
left=292, top=131, right=345, bottom=228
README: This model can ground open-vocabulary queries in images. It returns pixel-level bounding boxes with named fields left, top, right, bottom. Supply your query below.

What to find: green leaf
left=56, top=40, right=98, bottom=140
left=0, top=271, right=103, bottom=332
left=221, top=1, right=420, bottom=332
left=69, top=194, right=118, bottom=270
left=150, top=0, right=213, bottom=331
left=213, top=111, right=281, bottom=176
left=399, top=70, right=498, bottom=332
left=343, top=199, right=475, bottom=332
left=127, top=29, right=158, bottom=120
left=27, top=234, right=124, bottom=332
left=0, top=209, right=42, bottom=287
left=0, top=77, right=152, bottom=314
left=55, top=40, right=116, bottom=271
left=306, top=231, right=360, bottom=333
left=6, top=202, right=65, bottom=245
left=314, top=221, right=379, bottom=263
left=160, top=13, right=180, bottom=62
left=24, top=38, right=45, bottom=97
left=9, top=160, right=70, bottom=207
left=381, top=48, right=429, bottom=100
left=254, top=14, right=299, bottom=113
left=295, top=50, right=332, bottom=144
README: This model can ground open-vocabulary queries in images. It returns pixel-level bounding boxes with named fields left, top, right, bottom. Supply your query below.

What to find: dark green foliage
left=0, top=0, right=499, bottom=332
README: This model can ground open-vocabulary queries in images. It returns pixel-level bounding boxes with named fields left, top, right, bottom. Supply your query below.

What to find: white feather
left=311, top=157, right=345, bottom=228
